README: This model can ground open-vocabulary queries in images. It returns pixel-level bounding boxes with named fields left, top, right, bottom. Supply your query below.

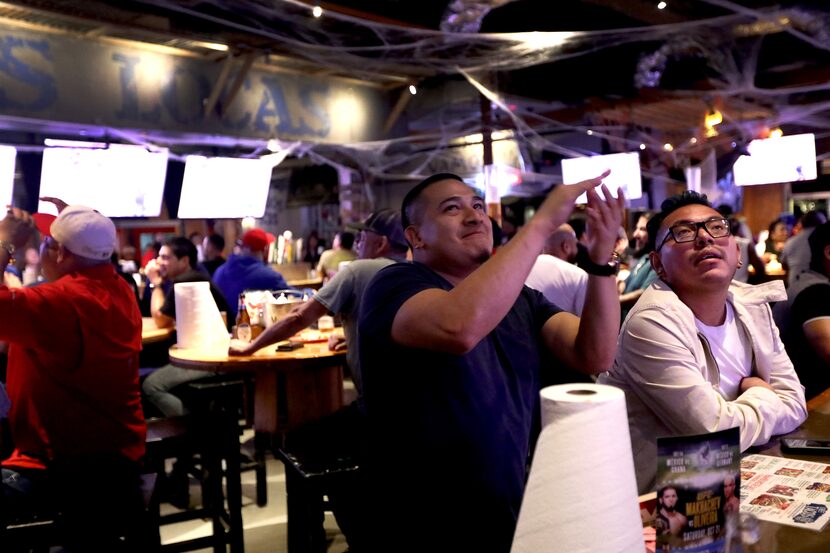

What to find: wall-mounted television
left=37, top=140, right=168, bottom=217
left=177, top=156, right=273, bottom=219
left=561, top=151, right=643, bottom=203
left=0, top=145, right=16, bottom=209
left=732, top=133, right=817, bottom=186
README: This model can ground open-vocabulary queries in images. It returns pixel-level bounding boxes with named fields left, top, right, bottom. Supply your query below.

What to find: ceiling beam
left=203, top=53, right=236, bottom=120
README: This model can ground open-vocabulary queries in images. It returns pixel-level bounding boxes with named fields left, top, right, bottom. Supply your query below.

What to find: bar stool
left=1, top=464, right=161, bottom=553
left=276, top=404, right=365, bottom=553
left=145, top=377, right=245, bottom=553
left=179, top=371, right=268, bottom=507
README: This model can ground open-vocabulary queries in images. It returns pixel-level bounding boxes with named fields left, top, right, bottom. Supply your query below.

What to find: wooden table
left=168, top=339, right=345, bottom=434
left=286, top=277, right=324, bottom=290
left=748, top=388, right=830, bottom=551
left=141, top=317, right=175, bottom=345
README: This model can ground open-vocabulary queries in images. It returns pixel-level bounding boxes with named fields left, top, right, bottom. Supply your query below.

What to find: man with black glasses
left=600, top=191, right=806, bottom=494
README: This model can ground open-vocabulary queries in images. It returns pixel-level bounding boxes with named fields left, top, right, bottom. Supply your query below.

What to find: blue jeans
left=142, top=363, right=211, bottom=417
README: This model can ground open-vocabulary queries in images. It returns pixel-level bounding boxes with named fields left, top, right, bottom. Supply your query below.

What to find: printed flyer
left=653, top=427, right=740, bottom=552
left=740, top=454, right=830, bottom=531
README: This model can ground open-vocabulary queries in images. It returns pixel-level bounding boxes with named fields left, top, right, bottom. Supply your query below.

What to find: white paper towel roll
left=511, top=383, right=642, bottom=553
left=174, top=281, right=230, bottom=355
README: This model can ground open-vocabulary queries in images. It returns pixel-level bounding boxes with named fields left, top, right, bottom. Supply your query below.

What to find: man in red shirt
left=0, top=202, right=145, bottom=550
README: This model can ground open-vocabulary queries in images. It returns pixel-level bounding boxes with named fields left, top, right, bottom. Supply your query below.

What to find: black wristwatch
left=577, top=247, right=620, bottom=277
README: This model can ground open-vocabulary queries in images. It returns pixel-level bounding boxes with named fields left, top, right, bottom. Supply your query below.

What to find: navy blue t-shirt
left=358, top=261, right=561, bottom=552
left=788, top=282, right=830, bottom=399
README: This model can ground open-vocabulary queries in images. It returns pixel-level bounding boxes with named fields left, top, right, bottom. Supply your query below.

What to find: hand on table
left=229, top=340, right=256, bottom=357
left=328, top=332, right=346, bottom=351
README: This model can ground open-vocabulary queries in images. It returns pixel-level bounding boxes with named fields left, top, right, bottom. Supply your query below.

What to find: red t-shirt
left=1, top=263, right=145, bottom=470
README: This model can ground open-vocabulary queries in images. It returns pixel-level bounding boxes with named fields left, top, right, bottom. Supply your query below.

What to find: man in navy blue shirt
left=359, top=171, right=624, bottom=553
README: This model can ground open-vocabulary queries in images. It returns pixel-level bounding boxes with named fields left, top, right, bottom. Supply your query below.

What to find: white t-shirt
left=525, top=254, right=588, bottom=316
left=695, top=302, right=752, bottom=400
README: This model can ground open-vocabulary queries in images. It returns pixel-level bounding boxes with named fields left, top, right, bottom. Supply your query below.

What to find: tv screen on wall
left=732, top=133, right=817, bottom=186
left=38, top=140, right=168, bottom=217
left=561, top=151, right=643, bottom=203
left=177, top=155, right=273, bottom=219
left=0, top=145, right=16, bottom=209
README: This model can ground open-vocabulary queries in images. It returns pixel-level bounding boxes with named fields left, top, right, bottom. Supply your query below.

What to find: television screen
left=733, top=133, right=817, bottom=186
left=38, top=140, right=168, bottom=217
left=177, top=156, right=273, bottom=219
left=561, top=151, right=642, bottom=203
left=0, top=145, right=16, bottom=209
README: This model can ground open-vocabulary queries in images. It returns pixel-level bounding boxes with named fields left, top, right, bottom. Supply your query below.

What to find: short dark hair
left=802, top=210, right=828, bottom=230
left=165, top=236, right=197, bottom=269
left=568, top=217, right=587, bottom=240
left=768, top=218, right=787, bottom=234
left=401, top=173, right=466, bottom=230
left=338, top=231, right=355, bottom=250
left=207, top=233, right=225, bottom=251
left=647, top=190, right=712, bottom=252
left=809, top=221, right=830, bottom=273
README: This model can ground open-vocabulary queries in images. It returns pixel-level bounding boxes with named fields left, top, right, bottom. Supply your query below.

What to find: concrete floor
left=158, top=432, right=349, bottom=553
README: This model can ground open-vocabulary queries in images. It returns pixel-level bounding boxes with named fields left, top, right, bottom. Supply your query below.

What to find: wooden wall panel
left=741, top=183, right=788, bottom=237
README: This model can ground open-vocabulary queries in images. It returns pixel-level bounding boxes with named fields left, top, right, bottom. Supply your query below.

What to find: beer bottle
left=251, top=307, right=265, bottom=340
left=236, top=293, right=251, bottom=343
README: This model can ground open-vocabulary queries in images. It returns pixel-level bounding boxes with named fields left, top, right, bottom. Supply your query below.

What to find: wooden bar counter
left=168, top=338, right=345, bottom=435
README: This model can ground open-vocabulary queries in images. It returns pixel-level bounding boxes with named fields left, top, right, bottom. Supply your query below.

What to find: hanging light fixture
left=704, top=108, right=722, bottom=138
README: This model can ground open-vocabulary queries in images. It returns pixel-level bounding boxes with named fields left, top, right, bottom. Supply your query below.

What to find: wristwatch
left=577, top=248, right=620, bottom=277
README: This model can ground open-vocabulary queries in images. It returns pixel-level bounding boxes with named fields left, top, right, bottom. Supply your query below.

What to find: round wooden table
left=168, top=339, right=345, bottom=434
left=141, top=317, right=175, bottom=345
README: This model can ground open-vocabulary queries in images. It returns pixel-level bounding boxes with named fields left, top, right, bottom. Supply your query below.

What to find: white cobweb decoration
left=127, top=0, right=830, bottom=184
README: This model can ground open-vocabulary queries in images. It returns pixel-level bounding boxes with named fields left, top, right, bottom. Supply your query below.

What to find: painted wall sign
left=0, top=24, right=386, bottom=143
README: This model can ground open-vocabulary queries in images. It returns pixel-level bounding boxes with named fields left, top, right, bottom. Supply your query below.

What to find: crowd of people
left=0, top=173, right=826, bottom=552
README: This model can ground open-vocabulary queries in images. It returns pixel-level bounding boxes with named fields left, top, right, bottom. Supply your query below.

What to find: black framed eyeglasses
left=656, top=217, right=731, bottom=251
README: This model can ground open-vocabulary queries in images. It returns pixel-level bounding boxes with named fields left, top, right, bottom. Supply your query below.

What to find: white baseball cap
left=34, top=205, right=117, bottom=260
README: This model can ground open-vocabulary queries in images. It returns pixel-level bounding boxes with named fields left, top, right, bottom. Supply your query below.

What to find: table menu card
left=740, top=454, right=830, bottom=531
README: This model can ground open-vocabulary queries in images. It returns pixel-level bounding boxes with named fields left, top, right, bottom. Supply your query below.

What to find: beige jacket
left=599, top=279, right=807, bottom=494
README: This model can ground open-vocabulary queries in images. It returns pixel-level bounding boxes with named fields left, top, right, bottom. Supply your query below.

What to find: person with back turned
left=358, top=171, right=624, bottom=553
left=0, top=200, right=146, bottom=550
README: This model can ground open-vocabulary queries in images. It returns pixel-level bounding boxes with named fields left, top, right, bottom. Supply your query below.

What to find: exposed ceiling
left=0, top=0, right=829, bottom=189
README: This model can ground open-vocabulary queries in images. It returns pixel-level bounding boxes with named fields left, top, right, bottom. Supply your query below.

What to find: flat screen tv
left=561, top=151, right=643, bottom=203
left=732, top=133, right=817, bottom=186
left=0, top=145, right=16, bottom=209
left=37, top=140, right=168, bottom=217
left=177, top=155, right=273, bottom=219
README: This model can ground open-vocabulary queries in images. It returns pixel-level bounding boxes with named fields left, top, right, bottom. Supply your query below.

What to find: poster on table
left=653, top=427, right=740, bottom=552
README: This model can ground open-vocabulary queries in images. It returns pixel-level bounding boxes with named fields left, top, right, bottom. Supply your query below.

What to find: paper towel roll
left=511, top=383, right=642, bottom=553
left=174, top=282, right=230, bottom=355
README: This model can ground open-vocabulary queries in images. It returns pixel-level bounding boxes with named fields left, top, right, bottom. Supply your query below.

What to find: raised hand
left=534, top=170, right=611, bottom=235
left=583, top=184, right=626, bottom=265
left=0, top=207, right=36, bottom=249
left=39, top=196, right=69, bottom=214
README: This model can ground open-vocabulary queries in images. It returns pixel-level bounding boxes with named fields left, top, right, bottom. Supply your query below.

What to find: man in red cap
left=213, top=227, right=290, bottom=320
left=0, top=200, right=146, bottom=549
